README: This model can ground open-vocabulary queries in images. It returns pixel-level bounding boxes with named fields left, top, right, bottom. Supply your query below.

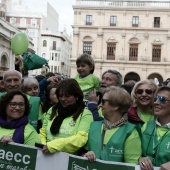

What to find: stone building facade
left=2, top=0, right=72, bottom=76
left=71, top=0, right=170, bottom=83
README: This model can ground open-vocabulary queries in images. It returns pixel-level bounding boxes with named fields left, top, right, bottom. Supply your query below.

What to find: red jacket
left=128, top=106, right=144, bottom=123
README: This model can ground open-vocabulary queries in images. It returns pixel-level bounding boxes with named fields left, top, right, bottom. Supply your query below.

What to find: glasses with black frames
left=136, top=89, right=153, bottom=95
left=9, top=102, right=25, bottom=109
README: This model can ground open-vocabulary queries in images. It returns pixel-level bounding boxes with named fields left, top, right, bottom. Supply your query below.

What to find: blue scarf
left=0, top=116, right=28, bottom=144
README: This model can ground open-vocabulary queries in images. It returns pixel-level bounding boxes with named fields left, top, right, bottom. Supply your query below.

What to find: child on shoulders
left=74, top=53, right=100, bottom=105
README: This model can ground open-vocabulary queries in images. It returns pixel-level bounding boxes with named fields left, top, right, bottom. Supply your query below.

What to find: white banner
left=0, top=143, right=160, bottom=170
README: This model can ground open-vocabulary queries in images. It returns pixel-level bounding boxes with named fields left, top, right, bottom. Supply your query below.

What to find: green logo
left=0, top=143, right=37, bottom=170
left=68, top=157, right=135, bottom=170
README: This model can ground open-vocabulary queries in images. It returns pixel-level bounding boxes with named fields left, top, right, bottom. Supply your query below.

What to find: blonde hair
left=131, top=79, right=158, bottom=101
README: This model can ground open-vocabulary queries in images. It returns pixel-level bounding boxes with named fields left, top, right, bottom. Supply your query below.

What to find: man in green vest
left=0, top=70, right=40, bottom=130
left=139, top=86, right=170, bottom=169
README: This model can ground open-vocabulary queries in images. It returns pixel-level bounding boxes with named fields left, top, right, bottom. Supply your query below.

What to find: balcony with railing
left=13, top=23, right=40, bottom=29
left=85, top=20, right=94, bottom=25
left=50, top=47, right=61, bottom=51
left=76, top=0, right=170, bottom=8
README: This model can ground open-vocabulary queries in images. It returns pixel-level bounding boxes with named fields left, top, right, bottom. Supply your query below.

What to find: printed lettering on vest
left=166, top=142, right=170, bottom=149
left=109, top=146, right=123, bottom=156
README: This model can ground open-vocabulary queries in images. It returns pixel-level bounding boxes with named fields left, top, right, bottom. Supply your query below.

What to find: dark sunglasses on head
left=154, top=95, right=170, bottom=104
left=136, top=89, right=153, bottom=95
left=101, top=99, right=110, bottom=105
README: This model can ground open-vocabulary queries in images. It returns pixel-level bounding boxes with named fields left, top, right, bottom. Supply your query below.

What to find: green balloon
left=11, top=32, right=29, bottom=55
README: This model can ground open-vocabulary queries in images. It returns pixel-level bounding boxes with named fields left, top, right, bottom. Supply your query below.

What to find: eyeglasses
left=154, top=95, right=170, bottom=104
left=9, top=102, right=25, bottom=109
left=101, top=99, right=110, bottom=105
left=136, top=89, right=153, bottom=95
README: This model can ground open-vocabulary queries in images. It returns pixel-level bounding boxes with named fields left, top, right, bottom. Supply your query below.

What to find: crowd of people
left=0, top=53, right=170, bottom=170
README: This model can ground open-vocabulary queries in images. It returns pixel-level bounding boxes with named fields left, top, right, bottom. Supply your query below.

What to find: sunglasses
left=154, top=95, right=170, bottom=104
left=136, top=89, right=153, bottom=95
left=101, top=99, right=110, bottom=105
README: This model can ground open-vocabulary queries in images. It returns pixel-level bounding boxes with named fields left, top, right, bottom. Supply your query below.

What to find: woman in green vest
left=139, top=86, right=170, bottom=170
left=21, top=76, right=42, bottom=132
left=84, top=86, right=141, bottom=164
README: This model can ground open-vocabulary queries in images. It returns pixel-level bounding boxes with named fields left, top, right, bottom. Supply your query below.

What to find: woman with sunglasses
left=128, top=79, right=158, bottom=129
left=139, top=86, right=170, bottom=169
left=0, top=91, right=40, bottom=146
left=84, top=86, right=141, bottom=164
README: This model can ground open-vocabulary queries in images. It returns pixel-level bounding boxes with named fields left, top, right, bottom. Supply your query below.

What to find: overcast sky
left=48, top=0, right=76, bottom=34
left=23, top=0, right=76, bottom=34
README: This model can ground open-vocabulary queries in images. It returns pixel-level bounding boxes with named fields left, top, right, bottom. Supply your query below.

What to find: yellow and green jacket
left=0, top=123, right=41, bottom=146
left=40, top=108, right=93, bottom=154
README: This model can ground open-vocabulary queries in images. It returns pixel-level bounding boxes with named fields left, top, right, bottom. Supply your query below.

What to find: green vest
left=88, top=121, right=136, bottom=162
left=0, top=92, right=40, bottom=130
left=27, top=96, right=40, bottom=130
left=142, top=120, right=170, bottom=166
left=0, top=92, right=6, bottom=98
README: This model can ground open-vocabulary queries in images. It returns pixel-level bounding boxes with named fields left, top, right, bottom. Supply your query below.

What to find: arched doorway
left=124, top=72, right=140, bottom=83
left=0, top=54, right=9, bottom=71
left=148, top=73, right=163, bottom=84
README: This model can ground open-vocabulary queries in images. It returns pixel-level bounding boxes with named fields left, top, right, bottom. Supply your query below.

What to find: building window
left=10, top=18, right=16, bottom=26
left=31, top=19, right=37, bottom=28
left=53, top=41, right=56, bottom=50
left=132, top=16, right=139, bottom=27
left=86, top=15, right=92, bottom=25
left=52, top=53, right=54, bottom=60
left=83, top=42, right=92, bottom=55
left=51, top=66, right=53, bottom=72
left=107, top=43, right=116, bottom=60
left=58, top=54, right=60, bottom=61
left=129, top=44, right=138, bottom=61
left=54, top=66, right=57, bottom=73
left=1, top=55, right=8, bottom=68
left=43, top=40, right=47, bottom=47
left=42, top=53, right=46, bottom=58
left=20, top=18, right=26, bottom=27
left=55, top=53, right=58, bottom=61
left=28, top=31, right=35, bottom=37
left=154, top=17, right=160, bottom=28
left=0, top=11, right=5, bottom=18
left=152, top=45, right=161, bottom=62
left=110, top=16, right=117, bottom=26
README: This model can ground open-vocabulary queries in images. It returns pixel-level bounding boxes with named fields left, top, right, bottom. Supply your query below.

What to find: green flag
left=23, top=52, right=48, bottom=71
